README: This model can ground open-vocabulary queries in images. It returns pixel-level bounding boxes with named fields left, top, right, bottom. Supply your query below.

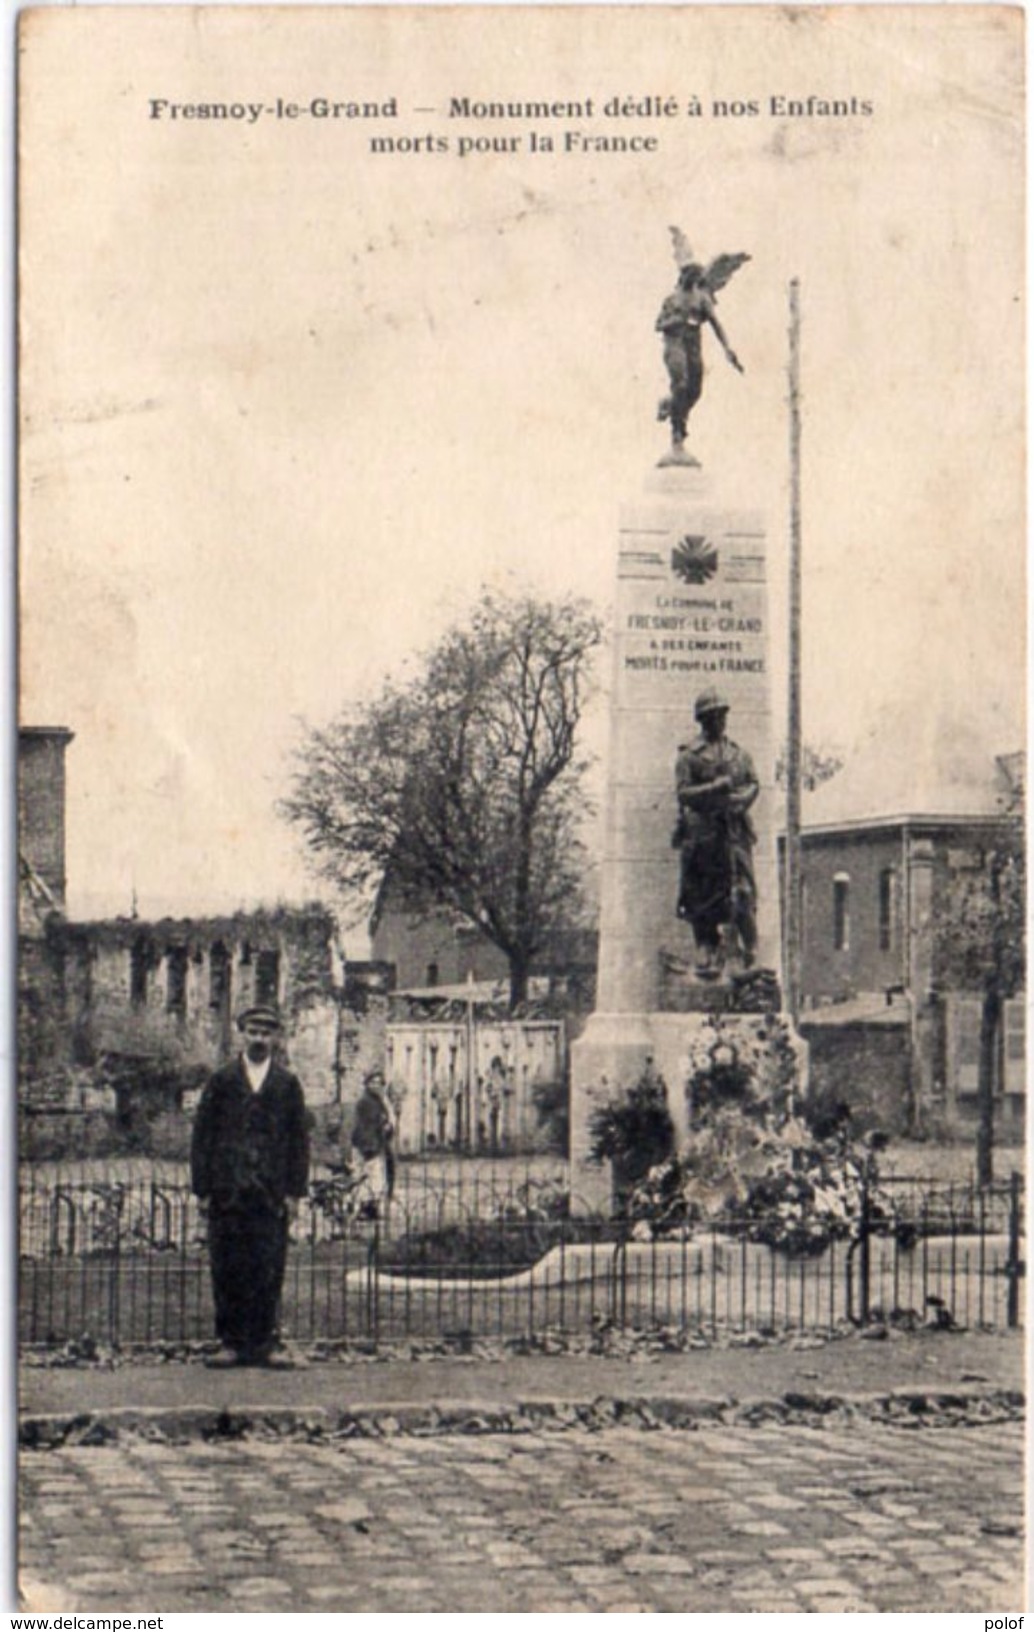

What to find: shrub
left=588, top=1064, right=676, bottom=1215
left=589, top=1064, right=674, bottom=1169
left=378, top=1219, right=586, bottom=1277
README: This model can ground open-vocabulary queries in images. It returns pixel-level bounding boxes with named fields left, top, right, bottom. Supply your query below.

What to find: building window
left=878, top=868, right=897, bottom=951
left=130, top=937, right=150, bottom=1007
left=426, top=961, right=439, bottom=988
left=833, top=874, right=850, bottom=952
left=166, top=946, right=188, bottom=1016
left=957, top=998, right=1025, bottom=1098
left=255, top=949, right=280, bottom=1007
left=955, top=999, right=981, bottom=1095
left=1004, top=1000, right=1026, bottom=1095
left=209, top=940, right=230, bottom=1011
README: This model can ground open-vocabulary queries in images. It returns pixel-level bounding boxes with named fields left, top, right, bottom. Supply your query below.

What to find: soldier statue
left=674, top=689, right=759, bottom=978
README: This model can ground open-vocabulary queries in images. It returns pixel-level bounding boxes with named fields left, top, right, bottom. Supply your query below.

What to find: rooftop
left=802, top=717, right=1022, bottom=831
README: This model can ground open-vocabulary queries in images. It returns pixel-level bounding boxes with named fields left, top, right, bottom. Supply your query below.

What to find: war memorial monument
left=570, top=236, right=804, bottom=1209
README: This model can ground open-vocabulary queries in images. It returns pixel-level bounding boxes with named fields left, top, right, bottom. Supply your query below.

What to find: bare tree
left=281, top=589, right=602, bottom=1009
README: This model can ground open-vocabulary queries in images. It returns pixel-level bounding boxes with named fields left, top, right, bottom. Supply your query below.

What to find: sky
left=17, top=5, right=1025, bottom=946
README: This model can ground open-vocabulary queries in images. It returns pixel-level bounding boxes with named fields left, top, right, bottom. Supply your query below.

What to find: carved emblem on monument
left=671, top=534, right=718, bottom=584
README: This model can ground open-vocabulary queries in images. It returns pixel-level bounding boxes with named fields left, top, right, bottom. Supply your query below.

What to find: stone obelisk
left=569, top=462, right=786, bottom=1210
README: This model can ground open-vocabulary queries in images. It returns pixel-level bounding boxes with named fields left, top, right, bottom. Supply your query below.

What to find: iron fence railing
left=18, top=1154, right=573, bottom=1237
left=18, top=1166, right=1024, bottom=1349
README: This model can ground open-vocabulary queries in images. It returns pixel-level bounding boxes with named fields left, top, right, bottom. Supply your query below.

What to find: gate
left=385, top=1019, right=564, bottom=1154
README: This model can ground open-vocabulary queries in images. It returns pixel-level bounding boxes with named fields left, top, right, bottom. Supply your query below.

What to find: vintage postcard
left=16, top=5, right=1025, bottom=1616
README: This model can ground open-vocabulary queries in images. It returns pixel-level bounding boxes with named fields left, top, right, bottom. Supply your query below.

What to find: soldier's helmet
left=694, top=688, right=730, bottom=720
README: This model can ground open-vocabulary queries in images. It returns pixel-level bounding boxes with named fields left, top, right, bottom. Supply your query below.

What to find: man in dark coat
left=191, top=1004, right=309, bottom=1367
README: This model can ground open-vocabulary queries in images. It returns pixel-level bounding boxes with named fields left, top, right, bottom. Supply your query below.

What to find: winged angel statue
left=656, top=228, right=750, bottom=464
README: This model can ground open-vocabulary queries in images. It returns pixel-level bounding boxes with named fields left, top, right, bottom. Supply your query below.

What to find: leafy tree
left=774, top=740, right=844, bottom=791
left=933, top=793, right=1025, bottom=1185
left=281, top=589, right=602, bottom=1010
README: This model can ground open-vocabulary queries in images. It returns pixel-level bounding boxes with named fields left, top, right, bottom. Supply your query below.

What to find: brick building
left=18, top=727, right=81, bottom=1122
left=370, top=877, right=510, bottom=992
left=18, top=726, right=74, bottom=929
left=369, top=875, right=597, bottom=1010
left=793, top=748, right=1024, bottom=1139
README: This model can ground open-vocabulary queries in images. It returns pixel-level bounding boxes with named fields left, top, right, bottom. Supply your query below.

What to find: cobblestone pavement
left=21, top=1421, right=1024, bottom=1613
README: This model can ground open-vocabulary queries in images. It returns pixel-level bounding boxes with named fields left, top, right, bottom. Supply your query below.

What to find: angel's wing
left=669, top=225, right=695, bottom=268
left=703, top=252, right=751, bottom=295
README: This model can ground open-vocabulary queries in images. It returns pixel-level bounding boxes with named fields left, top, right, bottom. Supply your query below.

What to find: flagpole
left=785, top=278, right=803, bottom=1026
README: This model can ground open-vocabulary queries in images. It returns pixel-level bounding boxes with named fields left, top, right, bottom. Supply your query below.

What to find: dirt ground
left=20, top=1326, right=1026, bottom=1422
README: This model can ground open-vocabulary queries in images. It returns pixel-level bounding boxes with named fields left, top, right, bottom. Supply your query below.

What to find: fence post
left=369, top=1217, right=381, bottom=1347
left=108, top=1190, right=123, bottom=1350
left=858, top=1177, right=872, bottom=1324
left=51, top=1188, right=75, bottom=1258
left=1006, top=1169, right=1023, bottom=1330
left=611, top=1238, right=627, bottom=1328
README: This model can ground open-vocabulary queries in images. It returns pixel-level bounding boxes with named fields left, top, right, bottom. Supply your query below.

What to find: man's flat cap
left=236, top=1004, right=283, bottom=1031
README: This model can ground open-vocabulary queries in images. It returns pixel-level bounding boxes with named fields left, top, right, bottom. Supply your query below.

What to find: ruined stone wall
left=86, top=935, right=222, bottom=1066
left=286, top=1002, right=341, bottom=1106
left=335, top=995, right=389, bottom=1123
left=19, top=905, right=343, bottom=1120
